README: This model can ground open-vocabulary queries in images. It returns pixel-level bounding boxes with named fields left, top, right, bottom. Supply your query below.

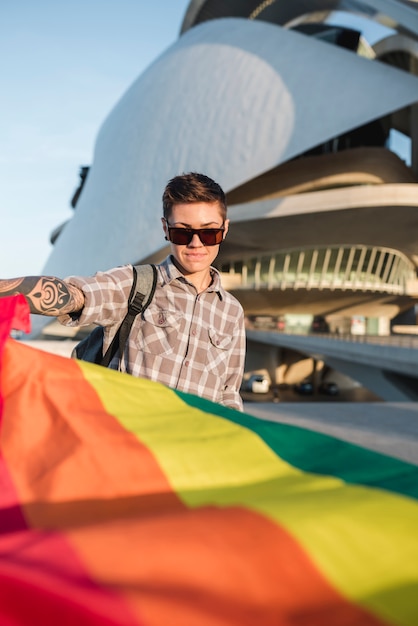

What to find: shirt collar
left=160, top=255, right=223, bottom=300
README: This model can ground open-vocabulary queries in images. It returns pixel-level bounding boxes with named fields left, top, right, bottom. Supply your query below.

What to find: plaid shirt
left=60, top=256, right=245, bottom=411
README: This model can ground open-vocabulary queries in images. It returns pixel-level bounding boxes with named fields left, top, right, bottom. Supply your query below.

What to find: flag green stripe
left=176, top=391, right=418, bottom=500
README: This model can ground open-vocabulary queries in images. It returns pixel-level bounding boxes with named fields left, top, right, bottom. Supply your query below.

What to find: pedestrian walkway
left=245, top=401, right=418, bottom=465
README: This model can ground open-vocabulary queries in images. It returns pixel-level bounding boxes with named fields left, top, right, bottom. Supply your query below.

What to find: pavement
left=243, top=401, right=418, bottom=465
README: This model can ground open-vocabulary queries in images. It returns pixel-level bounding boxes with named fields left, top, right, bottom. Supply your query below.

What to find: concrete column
left=311, top=358, right=320, bottom=390
left=265, top=346, right=281, bottom=387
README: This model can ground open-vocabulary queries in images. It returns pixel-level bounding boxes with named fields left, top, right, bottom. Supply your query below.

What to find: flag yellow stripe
left=82, top=363, right=418, bottom=626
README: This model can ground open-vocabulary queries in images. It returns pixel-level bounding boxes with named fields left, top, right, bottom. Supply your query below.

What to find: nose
left=188, top=233, right=204, bottom=247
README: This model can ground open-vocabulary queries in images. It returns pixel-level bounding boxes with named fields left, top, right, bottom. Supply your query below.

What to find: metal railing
left=252, top=329, right=418, bottom=350
left=221, top=244, right=417, bottom=295
left=313, top=332, right=418, bottom=349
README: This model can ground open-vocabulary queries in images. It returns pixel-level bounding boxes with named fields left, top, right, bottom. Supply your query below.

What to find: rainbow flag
left=1, top=295, right=417, bottom=626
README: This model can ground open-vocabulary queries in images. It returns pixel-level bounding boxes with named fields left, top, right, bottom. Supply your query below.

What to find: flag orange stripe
left=1, top=341, right=180, bottom=528
left=67, top=504, right=386, bottom=626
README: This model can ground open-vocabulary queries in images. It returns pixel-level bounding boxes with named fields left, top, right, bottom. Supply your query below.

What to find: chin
left=183, top=262, right=208, bottom=274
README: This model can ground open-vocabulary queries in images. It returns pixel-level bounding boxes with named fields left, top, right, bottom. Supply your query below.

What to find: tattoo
left=0, top=278, right=25, bottom=292
left=30, top=278, right=74, bottom=314
left=0, top=276, right=84, bottom=316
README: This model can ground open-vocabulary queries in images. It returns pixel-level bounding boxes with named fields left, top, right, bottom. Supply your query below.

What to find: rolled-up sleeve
left=58, top=265, right=134, bottom=328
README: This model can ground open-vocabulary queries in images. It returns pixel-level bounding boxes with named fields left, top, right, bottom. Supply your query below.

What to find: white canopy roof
left=44, top=18, right=418, bottom=277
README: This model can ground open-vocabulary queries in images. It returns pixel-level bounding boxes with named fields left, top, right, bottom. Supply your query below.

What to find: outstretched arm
left=0, top=276, right=85, bottom=316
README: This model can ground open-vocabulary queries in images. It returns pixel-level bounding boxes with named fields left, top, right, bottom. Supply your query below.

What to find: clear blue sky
left=1, top=0, right=191, bottom=276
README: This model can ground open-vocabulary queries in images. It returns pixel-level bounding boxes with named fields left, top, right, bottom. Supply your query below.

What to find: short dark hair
left=162, top=172, right=227, bottom=220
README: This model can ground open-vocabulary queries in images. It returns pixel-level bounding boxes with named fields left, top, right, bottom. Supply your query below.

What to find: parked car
left=293, top=380, right=314, bottom=395
left=310, top=315, right=330, bottom=333
left=318, top=381, right=339, bottom=396
left=244, top=374, right=270, bottom=394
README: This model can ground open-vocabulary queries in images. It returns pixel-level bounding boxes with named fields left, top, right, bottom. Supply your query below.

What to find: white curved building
left=44, top=0, right=418, bottom=335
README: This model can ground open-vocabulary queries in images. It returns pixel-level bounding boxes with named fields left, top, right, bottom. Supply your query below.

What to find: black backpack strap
left=101, top=264, right=158, bottom=367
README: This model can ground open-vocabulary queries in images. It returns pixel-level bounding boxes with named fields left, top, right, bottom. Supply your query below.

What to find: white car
left=245, top=375, right=270, bottom=394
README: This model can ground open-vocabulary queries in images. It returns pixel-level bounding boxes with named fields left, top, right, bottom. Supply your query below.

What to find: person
left=0, top=172, right=246, bottom=411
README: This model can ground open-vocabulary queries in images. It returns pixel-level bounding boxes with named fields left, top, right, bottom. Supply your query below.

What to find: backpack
left=72, top=264, right=158, bottom=367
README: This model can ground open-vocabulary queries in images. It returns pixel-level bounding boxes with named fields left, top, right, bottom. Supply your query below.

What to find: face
left=162, top=202, right=229, bottom=278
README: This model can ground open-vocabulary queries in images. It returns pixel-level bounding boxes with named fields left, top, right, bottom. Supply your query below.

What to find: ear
left=223, top=219, right=230, bottom=239
left=161, top=217, right=169, bottom=241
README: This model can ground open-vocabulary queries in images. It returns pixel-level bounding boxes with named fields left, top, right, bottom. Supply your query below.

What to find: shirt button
left=185, top=361, right=189, bottom=367
left=192, top=329, right=196, bottom=336
left=158, top=314, right=165, bottom=325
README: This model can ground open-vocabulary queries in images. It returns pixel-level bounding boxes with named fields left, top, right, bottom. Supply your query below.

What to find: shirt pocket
left=137, top=308, right=182, bottom=355
left=206, top=328, right=233, bottom=374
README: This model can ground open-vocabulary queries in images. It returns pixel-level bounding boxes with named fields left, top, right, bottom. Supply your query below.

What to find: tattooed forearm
left=0, top=278, right=25, bottom=292
left=0, top=276, right=85, bottom=316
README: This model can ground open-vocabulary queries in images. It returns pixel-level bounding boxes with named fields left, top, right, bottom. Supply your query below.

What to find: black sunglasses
left=166, top=223, right=225, bottom=246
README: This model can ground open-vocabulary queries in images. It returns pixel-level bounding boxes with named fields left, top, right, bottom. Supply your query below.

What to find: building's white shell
left=43, top=18, right=418, bottom=278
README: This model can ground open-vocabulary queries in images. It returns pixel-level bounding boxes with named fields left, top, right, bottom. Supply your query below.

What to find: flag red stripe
left=0, top=529, right=144, bottom=626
